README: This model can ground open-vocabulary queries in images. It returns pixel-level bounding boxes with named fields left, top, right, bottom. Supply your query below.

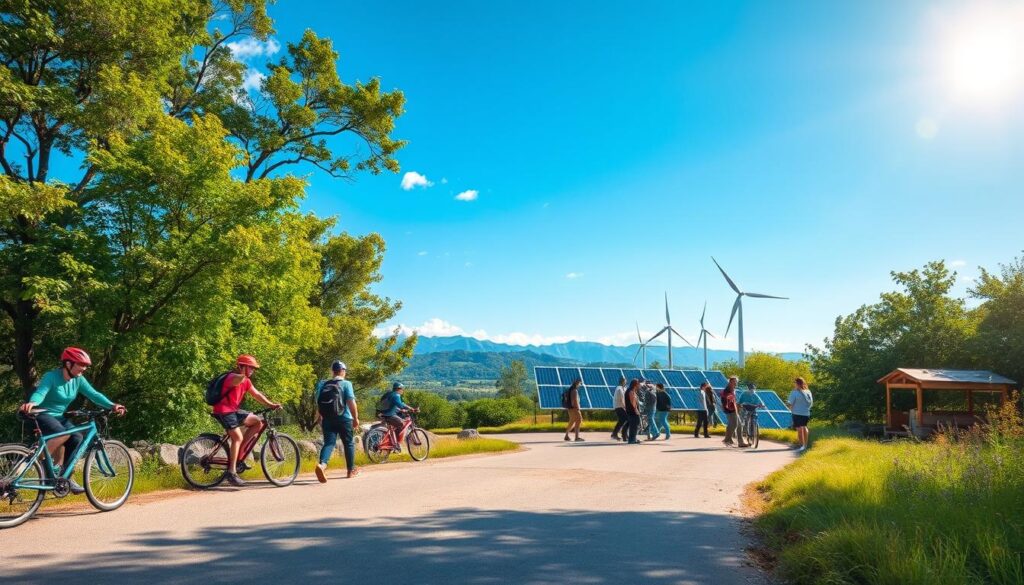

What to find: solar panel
left=588, top=387, right=613, bottom=409
left=702, top=371, right=729, bottom=388
left=642, top=370, right=667, bottom=385
left=662, top=370, right=688, bottom=388
left=538, top=385, right=562, bottom=409
left=771, top=411, right=793, bottom=429
left=535, top=367, right=732, bottom=411
left=535, top=367, right=559, bottom=385
left=557, top=367, right=582, bottom=385
left=682, top=370, right=707, bottom=387
left=580, top=367, right=605, bottom=386
left=756, top=391, right=787, bottom=411
left=756, top=410, right=779, bottom=429
left=601, top=368, right=625, bottom=386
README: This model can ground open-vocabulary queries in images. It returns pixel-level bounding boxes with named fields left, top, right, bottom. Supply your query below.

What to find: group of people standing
left=563, top=374, right=813, bottom=450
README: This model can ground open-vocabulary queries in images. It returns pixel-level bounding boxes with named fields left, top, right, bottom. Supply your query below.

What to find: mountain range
left=406, top=335, right=804, bottom=367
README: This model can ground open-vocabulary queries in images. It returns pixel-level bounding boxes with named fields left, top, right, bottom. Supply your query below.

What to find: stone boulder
left=296, top=440, right=319, bottom=456
left=127, top=448, right=143, bottom=467
left=456, top=429, right=481, bottom=440
left=156, top=443, right=181, bottom=467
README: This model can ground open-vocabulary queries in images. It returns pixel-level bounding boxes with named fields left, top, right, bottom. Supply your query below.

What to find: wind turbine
left=711, top=257, right=787, bottom=368
left=695, top=301, right=717, bottom=370
left=644, top=292, right=695, bottom=369
left=632, top=322, right=649, bottom=368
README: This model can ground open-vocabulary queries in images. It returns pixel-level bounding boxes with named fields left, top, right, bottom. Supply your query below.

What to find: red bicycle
left=362, top=411, right=430, bottom=463
left=179, top=408, right=300, bottom=488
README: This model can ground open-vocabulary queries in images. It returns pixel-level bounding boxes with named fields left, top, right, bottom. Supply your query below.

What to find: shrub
left=464, top=397, right=526, bottom=428
left=405, top=390, right=466, bottom=429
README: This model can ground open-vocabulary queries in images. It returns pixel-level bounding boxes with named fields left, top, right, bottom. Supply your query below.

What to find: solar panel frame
left=682, top=370, right=707, bottom=387
left=642, top=369, right=668, bottom=385
left=601, top=368, right=625, bottom=386
left=621, top=369, right=643, bottom=382
left=535, top=367, right=559, bottom=385
left=538, top=385, right=562, bottom=409
left=557, top=367, right=583, bottom=386
left=588, top=386, right=613, bottom=409
left=535, top=368, right=732, bottom=411
left=702, top=371, right=729, bottom=388
left=580, top=367, right=606, bottom=386
left=756, top=390, right=788, bottom=411
left=662, top=370, right=689, bottom=388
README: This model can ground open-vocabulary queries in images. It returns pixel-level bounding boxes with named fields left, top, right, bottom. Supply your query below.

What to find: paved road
left=2, top=433, right=795, bottom=585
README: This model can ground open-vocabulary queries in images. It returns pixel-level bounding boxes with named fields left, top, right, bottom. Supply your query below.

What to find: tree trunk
left=12, top=299, right=39, bottom=398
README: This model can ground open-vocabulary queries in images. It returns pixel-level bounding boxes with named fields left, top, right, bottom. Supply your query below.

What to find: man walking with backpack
left=313, top=360, right=360, bottom=483
left=562, top=379, right=583, bottom=442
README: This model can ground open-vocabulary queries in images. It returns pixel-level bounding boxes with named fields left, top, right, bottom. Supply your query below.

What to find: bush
left=464, top=397, right=527, bottom=428
left=405, top=390, right=466, bottom=429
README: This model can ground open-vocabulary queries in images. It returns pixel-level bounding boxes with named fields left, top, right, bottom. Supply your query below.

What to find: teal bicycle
left=0, top=408, right=134, bottom=529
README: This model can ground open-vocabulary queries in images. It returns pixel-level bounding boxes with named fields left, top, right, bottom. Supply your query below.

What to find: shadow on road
left=4, top=508, right=759, bottom=585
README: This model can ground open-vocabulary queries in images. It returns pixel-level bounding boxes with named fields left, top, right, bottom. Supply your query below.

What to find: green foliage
left=756, top=420, right=1024, bottom=585
left=967, top=255, right=1024, bottom=386
left=0, top=2, right=411, bottom=441
left=464, top=397, right=528, bottom=428
left=404, top=389, right=465, bottom=430
left=808, top=261, right=977, bottom=422
left=495, top=359, right=536, bottom=398
left=714, top=352, right=813, bottom=398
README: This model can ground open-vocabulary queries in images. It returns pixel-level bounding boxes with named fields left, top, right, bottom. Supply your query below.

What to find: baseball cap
left=332, top=360, right=347, bottom=372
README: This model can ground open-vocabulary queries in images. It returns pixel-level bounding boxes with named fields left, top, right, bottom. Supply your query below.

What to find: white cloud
left=950, top=259, right=967, bottom=267
left=241, top=69, right=265, bottom=92
left=401, top=171, right=433, bottom=190
left=227, top=37, right=281, bottom=60
left=454, top=189, right=478, bottom=202
left=417, top=251, right=428, bottom=256
left=565, top=272, right=583, bottom=279
left=441, top=178, right=449, bottom=184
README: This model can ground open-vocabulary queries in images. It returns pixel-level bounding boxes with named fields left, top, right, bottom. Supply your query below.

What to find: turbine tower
left=644, top=292, right=694, bottom=369
left=632, top=322, right=649, bottom=368
left=711, top=257, right=787, bottom=368
left=695, top=301, right=717, bottom=370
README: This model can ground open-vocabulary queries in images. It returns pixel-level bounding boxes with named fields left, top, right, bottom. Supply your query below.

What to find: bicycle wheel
left=84, top=439, right=134, bottom=511
left=260, top=433, right=299, bottom=487
left=750, top=417, right=759, bottom=449
left=363, top=427, right=390, bottom=463
left=406, top=428, right=431, bottom=461
left=180, top=433, right=228, bottom=489
left=0, top=445, right=45, bottom=529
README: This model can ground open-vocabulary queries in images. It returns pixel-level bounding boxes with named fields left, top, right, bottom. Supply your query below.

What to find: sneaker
left=610, top=434, right=620, bottom=440
left=574, top=437, right=585, bottom=442
left=738, top=443, right=750, bottom=448
left=67, top=478, right=86, bottom=495
left=664, top=436, right=670, bottom=440
left=346, top=467, right=361, bottom=478
left=703, top=435, right=710, bottom=438
left=797, top=446, right=807, bottom=453
left=226, top=472, right=246, bottom=487
left=563, top=435, right=571, bottom=441
left=314, top=463, right=327, bottom=484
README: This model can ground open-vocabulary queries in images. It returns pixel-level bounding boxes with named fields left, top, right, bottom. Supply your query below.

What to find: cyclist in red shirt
left=211, top=355, right=281, bottom=486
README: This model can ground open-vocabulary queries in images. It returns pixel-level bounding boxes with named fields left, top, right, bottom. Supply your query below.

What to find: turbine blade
left=669, top=326, right=695, bottom=348
left=745, top=292, right=788, bottom=300
left=644, top=327, right=668, bottom=346
left=664, top=292, right=671, bottom=325
left=633, top=346, right=642, bottom=363
left=725, top=296, right=741, bottom=337
left=636, top=321, right=642, bottom=343
left=700, top=301, right=707, bottom=326
left=712, top=257, right=741, bottom=294
left=705, top=329, right=717, bottom=339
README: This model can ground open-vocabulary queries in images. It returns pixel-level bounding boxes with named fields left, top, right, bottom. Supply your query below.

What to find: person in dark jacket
left=623, top=379, right=642, bottom=444
left=721, top=376, right=748, bottom=447
left=653, top=383, right=672, bottom=440
left=694, top=381, right=714, bottom=438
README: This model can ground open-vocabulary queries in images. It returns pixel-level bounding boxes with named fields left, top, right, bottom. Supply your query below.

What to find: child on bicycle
left=18, top=347, right=127, bottom=494
left=379, top=382, right=417, bottom=452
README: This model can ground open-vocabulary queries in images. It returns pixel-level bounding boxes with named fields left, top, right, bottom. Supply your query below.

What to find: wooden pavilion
left=878, top=368, right=1017, bottom=437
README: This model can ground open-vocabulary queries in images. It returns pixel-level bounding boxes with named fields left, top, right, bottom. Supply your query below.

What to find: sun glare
left=942, top=6, right=1024, bottom=105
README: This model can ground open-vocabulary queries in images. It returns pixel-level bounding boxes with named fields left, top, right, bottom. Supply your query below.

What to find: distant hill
left=409, top=335, right=804, bottom=367
left=400, top=350, right=577, bottom=384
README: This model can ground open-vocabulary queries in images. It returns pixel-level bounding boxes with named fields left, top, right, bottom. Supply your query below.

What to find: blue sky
left=256, top=1, right=1023, bottom=352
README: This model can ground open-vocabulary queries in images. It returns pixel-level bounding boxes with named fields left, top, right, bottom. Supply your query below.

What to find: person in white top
left=787, top=377, right=813, bottom=452
left=611, top=377, right=627, bottom=441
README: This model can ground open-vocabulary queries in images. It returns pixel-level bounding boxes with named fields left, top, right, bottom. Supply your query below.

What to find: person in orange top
left=210, top=355, right=281, bottom=486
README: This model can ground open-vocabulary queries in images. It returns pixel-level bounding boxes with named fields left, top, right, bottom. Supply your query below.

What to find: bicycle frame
left=206, top=417, right=270, bottom=467
left=378, top=416, right=414, bottom=449
left=10, top=419, right=115, bottom=492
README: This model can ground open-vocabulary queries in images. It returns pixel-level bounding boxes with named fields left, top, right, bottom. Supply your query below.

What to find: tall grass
left=755, top=400, right=1024, bottom=585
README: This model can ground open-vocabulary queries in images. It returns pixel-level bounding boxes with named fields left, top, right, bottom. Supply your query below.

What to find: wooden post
left=886, top=383, right=892, bottom=430
left=916, top=384, right=924, bottom=428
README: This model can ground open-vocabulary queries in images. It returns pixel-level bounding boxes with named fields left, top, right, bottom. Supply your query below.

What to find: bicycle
left=362, top=411, right=430, bottom=463
left=0, top=408, right=134, bottom=529
left=180, top=408, right=299, bottom=489
left=738, top=404, right=762, bottom=449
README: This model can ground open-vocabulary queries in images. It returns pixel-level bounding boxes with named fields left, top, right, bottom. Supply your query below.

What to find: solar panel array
left=535, top=366, right=795, bottom=430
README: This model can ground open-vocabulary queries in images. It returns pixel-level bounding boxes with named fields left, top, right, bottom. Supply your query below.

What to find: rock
left=296, top=440, right=319, bottom=455
left=156, top=443, right=181, bottom=466
left=456, top=429, right=481, bottom=440
left=127, top=448, right=143, bottom=467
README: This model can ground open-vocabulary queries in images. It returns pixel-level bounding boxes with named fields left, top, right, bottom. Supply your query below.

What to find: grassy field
left=754, top=406, right=1024, bottom=585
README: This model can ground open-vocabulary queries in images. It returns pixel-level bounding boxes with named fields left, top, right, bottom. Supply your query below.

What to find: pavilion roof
left=878, top=368, right=1016, bottom=386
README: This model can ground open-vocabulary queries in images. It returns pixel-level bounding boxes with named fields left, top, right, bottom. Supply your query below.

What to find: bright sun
left=942, top=6, right=1024, bottom=105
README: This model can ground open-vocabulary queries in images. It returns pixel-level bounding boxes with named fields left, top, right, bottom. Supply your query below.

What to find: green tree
left=713, top=352, right=813, bottom=398
left=807, top=261, right=975, bottom=422
left=968, top=254, right=1024, bottom=385
left=647, top=360, right=663, bottom=369
left=495, top=359, right=532, bottom=398
left=465, top=397, right=525, bottom=428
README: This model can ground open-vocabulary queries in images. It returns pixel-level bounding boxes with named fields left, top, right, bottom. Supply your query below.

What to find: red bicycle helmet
left=61, top=347, right=92, bottom=366
left=236, top=354, right=261, bottom=369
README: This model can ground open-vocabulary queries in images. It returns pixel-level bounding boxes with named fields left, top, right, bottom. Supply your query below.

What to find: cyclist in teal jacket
left=18, top=347, right=126, bottom=494
left=379, top=382, right=417, bottom=450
